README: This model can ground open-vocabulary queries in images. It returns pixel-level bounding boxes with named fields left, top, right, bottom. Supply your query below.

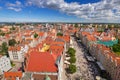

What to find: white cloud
left=6, top=1, right=23, bottom=12
left=26, top=0, right=120, bottom=22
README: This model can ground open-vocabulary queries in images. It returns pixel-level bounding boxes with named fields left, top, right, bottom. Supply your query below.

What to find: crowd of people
left=67, top=37, right=100, bottom=80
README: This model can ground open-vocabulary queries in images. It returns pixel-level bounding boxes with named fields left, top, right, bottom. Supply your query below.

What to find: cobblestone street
left=67, top=36, right=100, bottom=80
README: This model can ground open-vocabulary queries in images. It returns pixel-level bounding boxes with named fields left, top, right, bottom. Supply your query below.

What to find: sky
left=0, top=0, right=120, bottom=23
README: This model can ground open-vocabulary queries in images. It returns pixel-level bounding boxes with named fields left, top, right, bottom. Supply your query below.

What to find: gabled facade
left=8, top=45, right=29, bottom=62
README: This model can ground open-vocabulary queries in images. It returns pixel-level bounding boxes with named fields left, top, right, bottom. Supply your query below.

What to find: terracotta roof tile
left=57, top=35, right=70, bottom=42
left=25, top=52, right=58, bottom=72
left=87, top=35, right=97, bottom=41
left=4, top=72, right=22, bottom=80
left=39, top=32, right=44, bottom=36
left=82, top=32, right=90, bottom=36
left=51, top=42, right=64, bottom=46
left=9, top=46, right=21, bottom=51
left=116, top=57, right=120, bottom=65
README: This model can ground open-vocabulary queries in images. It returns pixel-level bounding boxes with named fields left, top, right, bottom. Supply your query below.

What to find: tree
left=10, top=26, right=15, bottom=30
left=74, top=24, right=78, bottom=28
left=68, top=64, right=76, bottom=74
left=118, top=39, right=120, bottom=44
left=57, top=32, right=63, bottom=36
left=112, top=44, right=120, bottom=56
left=69, top=56, right=76, bottom=63
left=34, top=33, right=38, bottom=38
left=112, top=44, right=120, bottom=52
left=67, top=47, right=76, bottom=57
left=68, top=48, right=76, bottom=53
left=0, top=32, right=5, bottom=36
left=9, top=39, right=16, bottom=46
left=68, top=50, right=75, bottom=57
left=11, top=61, right=15, bottom=67
left=1, top=42, right=8, bottom=54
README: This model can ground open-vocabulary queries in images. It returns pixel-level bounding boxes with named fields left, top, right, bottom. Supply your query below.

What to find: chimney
left=50, top=50, right=52, bottom=54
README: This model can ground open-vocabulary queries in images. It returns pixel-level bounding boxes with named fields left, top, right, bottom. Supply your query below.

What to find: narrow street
left=69, top=36, right=99, bottom=80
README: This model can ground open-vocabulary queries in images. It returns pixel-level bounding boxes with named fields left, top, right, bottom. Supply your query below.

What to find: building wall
left=8, top=45, right=29, bottom=62
left=0, top=56, right=12, bottom=75
left=115, top=66, right=120, bottom=80
left=58, top=55, right=64, bottom=80
left=9, top=51, right=23, bottom=62
left=79, top=28, right=120, bottom=80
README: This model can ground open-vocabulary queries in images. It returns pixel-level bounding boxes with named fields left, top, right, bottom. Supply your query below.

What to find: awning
left=65, top=54, right=67, bottom=56
left=96, top=62, right=105, bottom=70
left=64, top=61, right=70, bottom=65
left=65, top=57, right=70, bottom=60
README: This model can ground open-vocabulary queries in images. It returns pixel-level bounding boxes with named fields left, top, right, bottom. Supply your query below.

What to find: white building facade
left=8, top=45, right=29, bottom=62
left=0, top=56, right=12, bottom=75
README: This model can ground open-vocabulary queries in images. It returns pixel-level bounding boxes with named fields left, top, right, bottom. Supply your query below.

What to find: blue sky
left=0, top=0, right=120, bottom=23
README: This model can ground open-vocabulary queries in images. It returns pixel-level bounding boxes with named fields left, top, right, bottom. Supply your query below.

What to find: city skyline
left=0, top=0, right=120, bottom=23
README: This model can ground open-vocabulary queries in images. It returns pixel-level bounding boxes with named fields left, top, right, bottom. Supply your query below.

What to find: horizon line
left=0, top=22, right=120, bottom=24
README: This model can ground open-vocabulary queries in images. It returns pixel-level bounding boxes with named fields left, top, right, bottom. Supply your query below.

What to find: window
left=13, top=55, right=18, bottom=59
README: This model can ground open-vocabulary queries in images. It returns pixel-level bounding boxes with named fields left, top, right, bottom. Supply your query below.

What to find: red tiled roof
left=57, top=35, right=70, bottom=42
left=26, top=38, right=33, bottom=41
left=107, top=52, right=116, bottom=60
left=24, top=30, right=33, bottom=34
left=87, top=35, right=97, bottom=41
left=51, top=42, right=64, bottom=46
left=68, top=29, right=77, bottom=33
left=42, top=37, right=54, bottom=45
left=0, top=28, right=9, bottom=32
left=92, top=32, right=101, bottom=36
left=50, top=45, right=63, bottom=49
left=101, top=45, right=110, bottom=51
left=5, top=34, right=10, bottom=39
left=63, top=35, right=70, bottom=42
left=97, top=44, right=102, bottom=49
left=64, top=32, right=69, bottom=35
left=9, top=46, right=21, bottom=51
left=39, top=32, right=44, bottom=36
left=82, top=32, right=90, bottom=36
left=50, top=45, right=64, bottom=57
left=36, top=43, right=43, bottom=49
left=26, top=51, right=58, bottom=72
left=102, top=37, right=111, bottom=41
left=116, top=57, right=120, bottom=65
left=4, top=72, right=22, bottom=80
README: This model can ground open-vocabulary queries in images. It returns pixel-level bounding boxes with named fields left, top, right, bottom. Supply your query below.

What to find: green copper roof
left=45, top=75, right=51, bottom=80
left=97, top=39, right=118, bottom=47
